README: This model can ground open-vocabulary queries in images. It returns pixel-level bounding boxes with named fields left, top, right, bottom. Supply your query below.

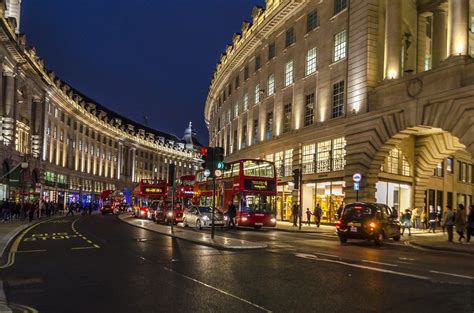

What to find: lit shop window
left=332, top=137, right=346, bottom=171
left=317, top=140, right=331, bottom=173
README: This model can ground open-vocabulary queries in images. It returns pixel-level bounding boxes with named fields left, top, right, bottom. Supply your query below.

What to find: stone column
left=448, top=0, right=469, bottom=56
left=432, top=8, right=448, bottom=67
left=117, top=142, right=122, bottom=180
left=31, top=97, right=43, bottom=158
left=131, top=147, right=136, bottom=182
left=2, top=69, right=15, bottom=145
left=384, top=0, right=401, bottom=79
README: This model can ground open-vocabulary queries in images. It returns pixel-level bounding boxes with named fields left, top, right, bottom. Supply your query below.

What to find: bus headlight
left=270, top=218, right=276, bottom=223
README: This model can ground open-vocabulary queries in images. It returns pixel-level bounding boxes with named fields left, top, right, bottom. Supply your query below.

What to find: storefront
left=375, top=181, right=412, bottom=213
left=276, top=184, right=292, bottom=221
left=301, top=180, right=346, bottom=223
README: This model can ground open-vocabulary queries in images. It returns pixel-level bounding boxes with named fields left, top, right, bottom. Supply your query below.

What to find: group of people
left=1, top=199, right=64, bottom=222
left=66, top=201, right=95, bottom=216
left=399, top=204, right=474, bottom=243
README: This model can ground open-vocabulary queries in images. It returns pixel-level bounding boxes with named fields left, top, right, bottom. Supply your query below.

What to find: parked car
left=336, top=202, right=401, bottom=246
left=182, top=206, right=226, bottom=229
left=153, top=202, right=184, bottom=225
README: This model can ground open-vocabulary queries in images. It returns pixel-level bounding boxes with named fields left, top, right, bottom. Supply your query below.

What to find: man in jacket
left=292, top=203, right=299, bottom=226
left=313, top=204, right=322, bottom=228
left=442, top=206, right=454, bottom=242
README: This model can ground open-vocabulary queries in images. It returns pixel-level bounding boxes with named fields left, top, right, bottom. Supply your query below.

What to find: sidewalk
left=274, top=221, right=474, bottom=254
left=119, top=214, right=267, bottom=250
left=0, top=219, right=40, bottom=260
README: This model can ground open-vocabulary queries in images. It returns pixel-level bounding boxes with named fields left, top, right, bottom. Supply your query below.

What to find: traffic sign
left=203, top=169, right=210, bottom=177
left=214, top=169, right=222, bottom=177
left=353, top=182, right=360, bottom=190
left=353, top=173, right=362, bottom=182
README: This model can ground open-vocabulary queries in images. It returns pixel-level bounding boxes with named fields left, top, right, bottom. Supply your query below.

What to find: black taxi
left=336, top=202, right=401, bottom=245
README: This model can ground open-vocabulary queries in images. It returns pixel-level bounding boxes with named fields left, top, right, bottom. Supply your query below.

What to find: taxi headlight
left=224, top=215, right=229, bottom=221
left=203, top=216, right=210, bottom=221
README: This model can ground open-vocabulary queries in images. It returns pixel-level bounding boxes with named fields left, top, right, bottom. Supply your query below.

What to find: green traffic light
left=217, top=161, right=225, bottom=170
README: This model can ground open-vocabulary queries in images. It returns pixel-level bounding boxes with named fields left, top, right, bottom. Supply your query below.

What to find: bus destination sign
left=144, top=187, right=163, bottom=194
left=244, top=179, right=274, bottom=192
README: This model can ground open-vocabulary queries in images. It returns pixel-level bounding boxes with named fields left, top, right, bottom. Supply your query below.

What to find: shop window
left=317, top=140, right=331, bottom=173
left=302, top=144, right=316, bottom=174
left=332, top=137, right=346, bottom=171
left=265, top=154, right=274, bottom=162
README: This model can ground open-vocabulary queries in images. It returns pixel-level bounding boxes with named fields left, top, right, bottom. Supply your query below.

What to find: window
left=252, top=119, right=259, bottom=144
left=60, top=130, right=64, bottom=142
left=234, top=102, right=239, bottom=118
left=15, top=121, right=30, bottom=154
left=332, top=81, right=344, bottom=118
left=268, top=42, right=276, bottom=60
left=333, top=30, right=347, bottom=62
left=233, top=130, right=238, bottom=152
left=284, top=61, right=293, bottom=87
left=302, top=144, right=316, bottom=174
left=266, top=112, right=273, bottom=140
left=227, top=109, right=231, bottom=123
left=304, top=93, right=315, bottom=126
left=447, top=157, right=454, bottom=173
left=243, top=93, right=249, bottom=111
left=284, top=149, right=293, bottom=176
left=307, top=10, right=318, bottom=32
left=241, top=124, right=247, bottom=149
left=268, top=74, right=275, bottom=96
left=275, top=151, right=284, bottom=177
left=334, top=0, right=347, bottom=15
left=317, top=140, right=331, bottom=173
left=53, top=126, right=57, bottom=139
left=244, top=66, right=249, bottom=80
left=386, top=148, right=400, bottom=174
left=306, top=47, right=317, bottom=76
left=235, top=75, right=240, bottom=89
left=332, top=137, right=346, bottom=171
left=285, top=27, right=295, bottom=47
left=255, top=84, right=261, bottom=103
left=255, top=55, right=261, bottom=72
left=434, top=161, right=444, bottom=177
left=283, top=103, right=292, bottom=133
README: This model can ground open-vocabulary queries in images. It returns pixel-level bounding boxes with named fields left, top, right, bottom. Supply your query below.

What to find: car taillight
left=368, top=221, right=376, bottom=232
left=336, top=220, right=343, bottom=229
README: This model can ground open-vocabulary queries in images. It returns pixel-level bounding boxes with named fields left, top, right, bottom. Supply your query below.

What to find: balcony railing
left=302, top=157, right=345, bottom=175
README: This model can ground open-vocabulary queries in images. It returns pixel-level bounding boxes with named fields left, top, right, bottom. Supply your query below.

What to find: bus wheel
left=196, top=219, right=202, bottom=230
left=254, top=225, right=262, bottom=230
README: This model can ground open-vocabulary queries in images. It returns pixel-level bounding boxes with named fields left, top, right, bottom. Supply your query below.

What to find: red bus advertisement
left=194, top=159, right=277, bottom=229
left=100, top=190, right=125, bottom=214
left=175, top=175, right=195, bottom=207
left=133, top=179, right=167, bottom=218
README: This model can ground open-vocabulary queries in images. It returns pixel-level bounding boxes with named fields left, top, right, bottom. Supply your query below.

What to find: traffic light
left=292, top=169, right=300, bottom=189
left=200, top=146, right=215, bottom=177
left=213, top=147, right=230, bottom=170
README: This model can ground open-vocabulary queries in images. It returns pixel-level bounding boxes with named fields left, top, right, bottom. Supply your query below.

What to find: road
left=1, top=215, right=472, bottom=313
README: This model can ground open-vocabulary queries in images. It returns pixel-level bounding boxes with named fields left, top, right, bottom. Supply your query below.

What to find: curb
left=271, top=227, right=335, bottom=235
left=118, top=214, right=267, bottom=250
left=408, top=240, right=474, bottom=255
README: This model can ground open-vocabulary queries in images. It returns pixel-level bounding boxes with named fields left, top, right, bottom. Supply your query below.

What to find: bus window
left=243, top=160, right=274, bottom=178
left=232, top=163, right=240, bottom=177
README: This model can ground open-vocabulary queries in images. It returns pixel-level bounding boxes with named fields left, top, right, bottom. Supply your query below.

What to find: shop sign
left=352, top=173, right=362, bottom=183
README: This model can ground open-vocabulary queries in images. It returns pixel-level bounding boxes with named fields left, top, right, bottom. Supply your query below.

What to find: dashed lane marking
left=71, top=246, right=98, bottom=250
left=429, top=270, right=474, bottom=280
left=163, top=266, right=272, bottom=312
left=16, top=249, right=47, bottom=254
left=362, top=260, right=399, bottom=267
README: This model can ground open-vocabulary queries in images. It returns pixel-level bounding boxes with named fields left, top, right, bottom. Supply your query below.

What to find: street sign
left=353, top=182, right=360, bottom=191
left=214, top=169, right=222, bottom=177
left=352, top=173, right=362, bottom=182
left=203, top=169, right=210, bottom=177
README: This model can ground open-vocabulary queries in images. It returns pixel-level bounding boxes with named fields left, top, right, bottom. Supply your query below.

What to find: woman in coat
left=454, top=204, right=467, bottom=242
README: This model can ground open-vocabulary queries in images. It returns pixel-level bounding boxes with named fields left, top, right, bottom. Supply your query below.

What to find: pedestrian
left=292, top=203, right=299, bottom=226
left=1, top=200, right=7, bottom=222
left=441, top=206, right=455, bottom=242
left=428, top=206, right=437, bottom=233
left=411, top=207, right=419, bottom=229
left=454, top=204, right=466, bottom=242
left=227, top=200, right=236, bottom=229
left=66, top=202, right=75, bottom=217
left=420, top=208, right=427, bottom=230
left=401, top=209, right=412, bottom=236
left=313, top=203, right=322, bottom=228
left=88, top=203, right=93, bottom=215
left=28, top=203, right=35, bottom=222
left=466, top=205, right=474, bottom=243
left=305, top=208, right=311, bottom=226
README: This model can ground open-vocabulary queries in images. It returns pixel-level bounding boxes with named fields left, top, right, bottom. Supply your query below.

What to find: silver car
left=183, top=206, right=226, bottom=229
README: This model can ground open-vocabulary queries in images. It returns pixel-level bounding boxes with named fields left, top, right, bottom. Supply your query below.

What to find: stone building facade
left=204, top=0, right=473, bottom=222
left=0, top=1, right=200, bottom=207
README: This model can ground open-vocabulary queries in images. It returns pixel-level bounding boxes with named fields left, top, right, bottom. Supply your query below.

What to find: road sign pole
left=211, top=176, right=216, bottom=239
left=356, top=189, right=359, bottom=202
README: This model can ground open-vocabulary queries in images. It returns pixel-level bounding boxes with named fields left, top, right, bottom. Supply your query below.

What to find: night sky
left=21, top=0, right=265, bottom=145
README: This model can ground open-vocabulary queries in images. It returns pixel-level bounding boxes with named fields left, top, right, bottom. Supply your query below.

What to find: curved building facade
left=0, top=2, right=200, bottom=207
left=205, top=0, right=473, bottom=222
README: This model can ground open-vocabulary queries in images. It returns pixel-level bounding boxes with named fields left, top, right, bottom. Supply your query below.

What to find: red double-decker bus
left=194, top=159, right=277, bottom=230
left=175, top=175, right=195, bottom=207
left=133, top=179, right=167, bottom=219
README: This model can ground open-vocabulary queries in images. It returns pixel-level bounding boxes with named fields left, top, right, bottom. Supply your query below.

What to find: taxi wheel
left=196, top=219, right=202, bottom=230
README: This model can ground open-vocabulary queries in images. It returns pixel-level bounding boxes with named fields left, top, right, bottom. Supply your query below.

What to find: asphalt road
left=1, top=215, right=473, bottom=313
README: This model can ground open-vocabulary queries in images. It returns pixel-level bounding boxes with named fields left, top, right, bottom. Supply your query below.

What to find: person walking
left=411, top=207, right=419, bottom=229
left=454, top=204, right=467, bottom=242
left=88, top=203, right=93, bottom=215
left=466, top=205, right=474, bottom=243
left=227, top=200, right=236, bottom=229
left=292, top=203, right=299, bottom=227
left=441, top=206, right=455, bottom=242
left=401, top=209, right=412, bottom=236
left=305, top=208, right=311, bottom=226
left=420, top=208, right=427, bottom=230
left=313, top=204, right=322, bottom=228
left=66, top=202, right=75, bottom=217
left=428, top=207, right=437, bottom=233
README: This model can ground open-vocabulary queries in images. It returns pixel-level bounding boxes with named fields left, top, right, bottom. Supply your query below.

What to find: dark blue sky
left=22, top=0, right=264, bottom=145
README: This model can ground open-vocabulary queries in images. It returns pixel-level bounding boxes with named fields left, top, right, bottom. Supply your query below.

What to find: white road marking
left=362, top=260, right=399, bottom=267
left=429, top=270, right=474, bottom=280
left=315, top=252, right=339, bottom=258
left=16, top=249, right=47, bottom=253
left=163, top=266, right=272, bottom=312
left=295, top=254, right=429, bottom=280
left=71, top=246, right=96, bottom=250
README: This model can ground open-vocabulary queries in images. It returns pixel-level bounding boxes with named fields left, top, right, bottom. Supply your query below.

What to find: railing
left=301, top=157, right=346, bottom=175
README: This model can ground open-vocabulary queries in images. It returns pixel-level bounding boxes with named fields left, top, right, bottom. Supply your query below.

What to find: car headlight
left=203, top=216, right=210, bottom=221
left=270, top=218, right=276, bottom=223
left=167, top=212, right=173, bottom=217
left=224, top=216, right=229, bottom=221
left=242, top=217, right=248, bottom=222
